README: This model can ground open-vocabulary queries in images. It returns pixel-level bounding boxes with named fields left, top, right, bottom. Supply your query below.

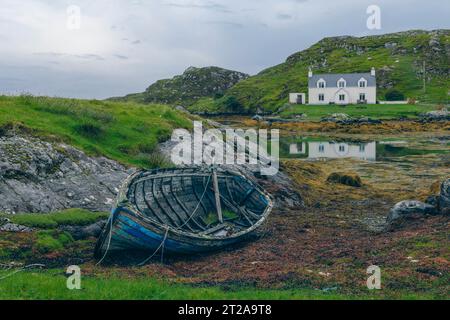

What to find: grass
left=0, top=95, right=192, bottom=168
left=278, top=104, right=437, bottom=120
left=0, top=269, right=442, bottom=300
left=209, top=30, right=450, bottom=113
left=0, top=209, right=109, bottom=229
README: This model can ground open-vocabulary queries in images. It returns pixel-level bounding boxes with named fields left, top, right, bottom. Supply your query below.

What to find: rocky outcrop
left=159, top=129, right=303, bottom=210
left=321, top=114, right=382, bottom=125
left=387, top=200, right=437, bottom=227
left=420, top=109, right=450, bottom=122
left=0, top=222, right=33, bottom=232
left=439, top=179, right=450, bottom=215
left=61, top=220, right=107, bottom=240
left=387, top=178, right=449, bottom=229
left=0, top=133, right=133, bottom=214
left=111, top=66, right=249, bottom=107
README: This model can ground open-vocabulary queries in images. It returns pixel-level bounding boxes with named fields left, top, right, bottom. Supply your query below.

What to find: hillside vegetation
left=193, top=29, right=449, bottom=113
left=0, top=95, right=192, bottom=168
left=110, top=66, right=249, bottom=106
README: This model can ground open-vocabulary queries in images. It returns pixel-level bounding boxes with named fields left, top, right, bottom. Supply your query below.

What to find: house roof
left=308, top=73, right=376, bottom=88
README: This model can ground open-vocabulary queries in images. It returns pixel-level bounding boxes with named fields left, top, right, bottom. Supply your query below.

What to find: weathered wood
left=212, top=169, right=223, bottom=224
left=95, top=167, right=274, bottom=258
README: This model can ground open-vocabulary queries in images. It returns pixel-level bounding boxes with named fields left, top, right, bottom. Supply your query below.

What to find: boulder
left=321, top=113, right=350, bottom=123
left=61, top=220, right=107, bottom=240
left=327, top=172, right=362, bottom=187
left=439, top=178, right=450, bottom=215
left=0, top=223, right=33, bottom=233
left=420, top=109, right=450, bottom=121
left=387, top=200, right=437, bottom=228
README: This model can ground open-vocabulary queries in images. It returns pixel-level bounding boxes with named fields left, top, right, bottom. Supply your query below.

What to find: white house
left=307, top=142, right=376, bottom=161
left=308, top=68, right=377, bottom=105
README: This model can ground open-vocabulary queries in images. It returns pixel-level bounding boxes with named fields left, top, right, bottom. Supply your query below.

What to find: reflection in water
left=288, top=141, right=377, bottom=161
left=285, top=138, right=446, bottom=161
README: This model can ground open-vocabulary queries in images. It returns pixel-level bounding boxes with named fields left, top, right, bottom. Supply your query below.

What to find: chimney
left=371, top=67, right=376, bottom=76
left=308, top=67, right=313, bottom=78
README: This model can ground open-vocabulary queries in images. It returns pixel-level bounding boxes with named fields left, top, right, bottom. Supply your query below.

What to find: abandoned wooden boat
left=95, top=167, right=273, bottom=260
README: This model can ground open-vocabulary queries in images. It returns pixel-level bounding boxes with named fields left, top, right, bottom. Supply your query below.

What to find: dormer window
left=317, top=79, right=326, bottom=88
left=338, top=78, right=346, bottom=88
left=358, top=78, right=367, bottom=88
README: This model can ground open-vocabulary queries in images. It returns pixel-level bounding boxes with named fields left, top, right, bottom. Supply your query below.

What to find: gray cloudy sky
left=0, top=0, right=448, bottom=99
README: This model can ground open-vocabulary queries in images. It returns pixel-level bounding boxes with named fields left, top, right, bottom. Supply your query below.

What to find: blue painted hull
left=94, top=167, right=273, bottom=260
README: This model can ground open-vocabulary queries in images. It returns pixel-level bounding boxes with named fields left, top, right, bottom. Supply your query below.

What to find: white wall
left=308, top=86, right=376, bottom=104
left=308, top=142, right=376, bottom=161
left=289, top=93, right=306, bottom=104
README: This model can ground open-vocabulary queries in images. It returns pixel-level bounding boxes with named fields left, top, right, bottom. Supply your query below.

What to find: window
left=338, top=80, right=346, bottom=88
left=319, top=94, right=325, bottom=101
left=359, top=93, right=366, bottom=101
left=359, top=144, right=366, bottom=152
left=339, top=94, right=345, bottom=101
left=339, top=145, right=345, bottom=152
left=359, top=80, right=366, bottom=88
left=318, top=80, right=326, bottom=88
left=319, top=144, right=325, bottom=153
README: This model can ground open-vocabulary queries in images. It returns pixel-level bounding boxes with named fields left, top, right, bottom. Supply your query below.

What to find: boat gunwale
left=112, top=167, right=274, bottom=241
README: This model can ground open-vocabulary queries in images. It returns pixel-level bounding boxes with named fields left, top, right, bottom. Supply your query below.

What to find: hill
left=193, top=29, right=449, bottom=113
left=0, top=95, right=192, bottom=168
left=109, top=66, right=249, bottom=106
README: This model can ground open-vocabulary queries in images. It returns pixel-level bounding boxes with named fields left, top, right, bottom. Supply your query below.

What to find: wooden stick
left=212, top=168, right=223, bottom=223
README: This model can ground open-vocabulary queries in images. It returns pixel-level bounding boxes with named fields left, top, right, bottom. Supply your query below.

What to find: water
left=280, top=138, right=448, bottom=161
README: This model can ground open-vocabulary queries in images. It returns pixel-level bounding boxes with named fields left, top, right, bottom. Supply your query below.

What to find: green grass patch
left=35, top=230, right=74, bottom=253
left=0, top=269, right=443, bottom=300
left=0, top=95, right=192, bottom=168
left=204, top=210, right=239, bottom=226
left=278, top=104, right=437, bottom=120
left=1, top=209, right=109, bottom=229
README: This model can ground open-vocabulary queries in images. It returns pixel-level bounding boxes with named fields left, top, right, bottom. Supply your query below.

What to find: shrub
left=35, top=230, right=74, bottom=253
left=385, top=90, right=405, bottom=101
left=327, top=172, right=363, bottom=187
left=222, top=96, right=243, bottom=112
left=74, top=122, right=104, bottom=138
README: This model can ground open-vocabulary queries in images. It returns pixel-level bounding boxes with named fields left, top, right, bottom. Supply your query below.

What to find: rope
left=96, top=215, right=114, bottom=266
left=176, top=173, right=212, bottom=230
left=138, top=227, right=169, bottom=266
left=98, top=171, right=213, bottom=266
left=0, top=264, right=45, bottom=281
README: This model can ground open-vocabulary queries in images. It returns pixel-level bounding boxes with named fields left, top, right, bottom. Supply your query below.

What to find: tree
left=385, top=89, right=405, bottom=101
left=222, top=96, right=242, bottom=112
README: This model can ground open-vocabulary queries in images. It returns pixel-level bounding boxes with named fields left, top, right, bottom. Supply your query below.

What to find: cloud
left=204, top=20, right=244, bottom=28
left=277, top=13, right=292, bottom=20
left=164, top=1, right=232, bottom=13
left=114, top=54, right=129, bottom=60
left=0, top=0, right=448, bottom=99
left=33, top=52, right=105, bottom=61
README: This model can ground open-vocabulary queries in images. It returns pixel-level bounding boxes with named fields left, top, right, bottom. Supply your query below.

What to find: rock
left=0, top=217, right=10, bottom=226
left=420, top=109, right=450, bottom=122
left=0, top=223, right=33, bottom=233
left=439, top=178, right=450, bottom=215
left=61, top=220, right=107, bottom=240
left=425, top=195, right=440, bottom=208
left=387, top=200, right=437, bottom=228
left=158, top=123, right=303, bottom=209
left=321, top=114, right=381, bottom=125
left=327, top=172, right=362, bottom=187
left=252, top=115, right=264, bottom=121
left=321, top=113, right=350, bottom=122
left=0, top=133, right=133, bottom=213
left=174, top=105, right=190, bottom=114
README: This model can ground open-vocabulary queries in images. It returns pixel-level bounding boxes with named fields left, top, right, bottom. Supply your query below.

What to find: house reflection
left=289, top=141, right=376, bottom=161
